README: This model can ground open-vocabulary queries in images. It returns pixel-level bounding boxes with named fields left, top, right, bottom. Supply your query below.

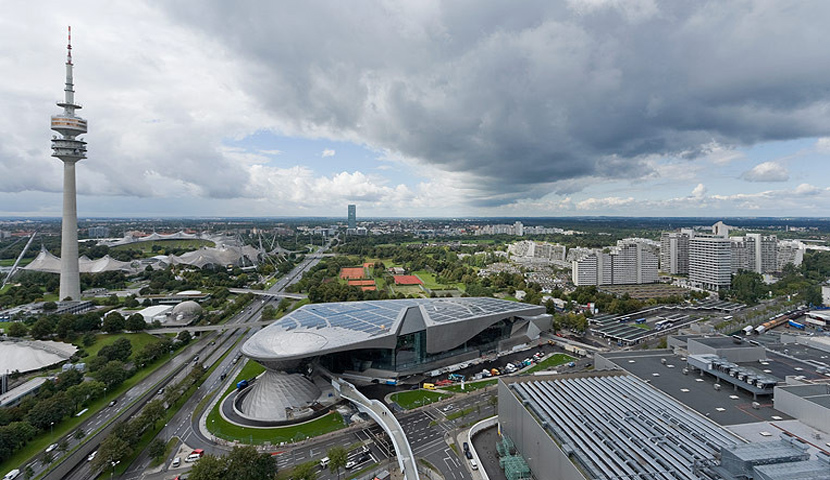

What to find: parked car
left=171, top=457, right=180, bottom=468
left=470, top=459, right=478, bottom=470
left=345, top=460, right=357, bottom=470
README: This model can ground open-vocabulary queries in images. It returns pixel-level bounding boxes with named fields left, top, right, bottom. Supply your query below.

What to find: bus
left=655, top=319, right=673, bottom=330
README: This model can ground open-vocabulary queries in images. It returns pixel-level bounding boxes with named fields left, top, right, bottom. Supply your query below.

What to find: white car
left=45, top=444, right=58, bottom=454
left=87, top=451, right=97, bottom=462
left=345, top=460, right=357, bottom=470
left=171, top=457, right=180, bottom=468
left=3, top=469, right=20, bottom=480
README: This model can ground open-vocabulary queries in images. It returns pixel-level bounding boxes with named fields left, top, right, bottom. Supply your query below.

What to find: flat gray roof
left=600, top=351, right=793, bottom=425
left=508, top=374, right=741, bottom=480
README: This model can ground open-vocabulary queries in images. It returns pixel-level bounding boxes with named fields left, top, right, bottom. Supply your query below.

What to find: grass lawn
left=391, top=285, right=425, bottom=297
left=525, top=353, right=575, bottom=374
left=111, top=238, right=214, bottom=254
left=77, top=332, right=160, bottom=359
left=0, top=321, right=13, bottom=333
left=206, top=360, right=346, bottom=444
left=390, top=390, right=452, bottom=410
left=441, top=379, right=497, bottom=393
left=633, top=323, right=651, bottom=330
left=413, top=270, right=464, bottom=291
left=0, top=258, right=32, bottom=267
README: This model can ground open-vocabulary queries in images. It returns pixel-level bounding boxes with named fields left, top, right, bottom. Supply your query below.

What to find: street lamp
left=50, top=421, right=54, bottom=437
left=110, top=460, right=120, bottom=480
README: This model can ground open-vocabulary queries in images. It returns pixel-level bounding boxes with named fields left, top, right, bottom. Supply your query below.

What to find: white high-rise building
left=50, top=27, right=87, bottom=302
left=777, top=240, right=805, bottom=271
left=571, top=242, right=657, bottom=286
left=689, top=236, right=732, bottom=290
left=660, top=230, right=692, bottom=275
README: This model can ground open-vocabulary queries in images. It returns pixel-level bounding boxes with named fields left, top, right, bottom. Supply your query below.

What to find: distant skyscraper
left=347, top=204, right=356, bottom=230
left=51, top=27, right=87, bottom=301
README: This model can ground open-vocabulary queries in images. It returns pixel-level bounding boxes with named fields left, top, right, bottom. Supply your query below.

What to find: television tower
left=51, top=26, right=87, bottom=301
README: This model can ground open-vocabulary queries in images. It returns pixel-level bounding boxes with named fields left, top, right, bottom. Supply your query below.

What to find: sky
left=2, top=0, right=830, bottom=219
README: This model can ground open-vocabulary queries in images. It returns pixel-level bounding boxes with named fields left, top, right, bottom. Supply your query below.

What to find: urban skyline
left=3, top=2, right=830, bottom=219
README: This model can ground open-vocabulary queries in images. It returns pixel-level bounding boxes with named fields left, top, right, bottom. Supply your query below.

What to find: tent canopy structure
left=23, top=249, right=135, bottom=274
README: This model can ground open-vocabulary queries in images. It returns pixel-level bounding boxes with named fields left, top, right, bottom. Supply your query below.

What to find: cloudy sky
left=2, top=0, right=830, bottom=218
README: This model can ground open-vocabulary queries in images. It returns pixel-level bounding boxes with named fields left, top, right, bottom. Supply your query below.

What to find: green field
left=111, top=238, right=214, bottom=254
left=391, top=285, right=425, bottom=297
left=206, top=360, right=346, bottom=444
left=0, top=258, right=32, bottom=267
left=77, top=332, right=160, bottom=360
left=413, top=270, right=464, bottom=291
left=390, top=390, right=452, bottom=409
left=525, top=353, right=575, bottom=374
left=441, top=379, right=497, bottom=393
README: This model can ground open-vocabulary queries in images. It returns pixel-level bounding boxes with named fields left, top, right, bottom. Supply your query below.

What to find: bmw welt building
left=237, top=297, right=548, bottom=422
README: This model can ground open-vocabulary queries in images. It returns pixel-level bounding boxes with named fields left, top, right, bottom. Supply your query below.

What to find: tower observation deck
left=51, top=26, right=86, bottom=301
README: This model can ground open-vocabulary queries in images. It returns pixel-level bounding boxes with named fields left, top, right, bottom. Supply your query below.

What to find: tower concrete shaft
left=51, top=26, right=87, bottom=301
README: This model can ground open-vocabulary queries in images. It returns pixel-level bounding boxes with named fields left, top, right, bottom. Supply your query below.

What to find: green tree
left=225, top=445, right=277, bottom=480
left=147, top=438, right=166, bottom=461
left=290, top=461, right=318, bottom=480
left=42, top=301, right=58, bottom=311
left=141, top=399, right=166, bottom=428
left=327, top=446, right=347, bottom=480
left=99, top=337, right=132, bottom=362
left=488, top=395, right=498, bottom=414
left=7, top=321, right=28, bottom=337
left=261, top=305, right=276, bottom=320
left=126, top=313, right=147, bottom=331
left=93, top=361, right=129, bottom=390
left=177, top=330, right=192, bottom=344
left=91, top=433, right=132, bottom=472
left=102, top=311, right=125, bottom=333
left=23, top=465, right=34, bottom=479
left=188, top=454, right=228, bottom=480
left=82, top=331, right=97, bottom=347
left=29, top=317, right=54, bottom=339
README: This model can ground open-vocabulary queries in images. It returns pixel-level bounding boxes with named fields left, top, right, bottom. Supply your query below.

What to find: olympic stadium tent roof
left=164, top=245, right=260, bottom=268
left=23, top=249, right=136, bottom=274
left=242, top=297, right=546, bottom=364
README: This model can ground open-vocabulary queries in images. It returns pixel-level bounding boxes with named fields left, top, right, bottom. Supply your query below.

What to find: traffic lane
left=471, top=425, right=507, bottom=480
left=23, top=339, right=208, bottom=480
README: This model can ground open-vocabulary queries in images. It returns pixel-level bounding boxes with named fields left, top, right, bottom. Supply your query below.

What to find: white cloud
left=691, top=183, right=706, bottom=198
left=741, top=161, right=790, bottom=182
left=321, top=149, right=336, bottom=158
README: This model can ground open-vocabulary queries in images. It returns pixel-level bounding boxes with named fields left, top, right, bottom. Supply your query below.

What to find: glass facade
left=321, top=318, right=514, bottom=373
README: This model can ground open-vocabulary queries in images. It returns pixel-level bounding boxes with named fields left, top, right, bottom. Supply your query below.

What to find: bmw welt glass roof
left=278, top=297, right=532, bottom=337
left=243, top=297, right=544, bottom=362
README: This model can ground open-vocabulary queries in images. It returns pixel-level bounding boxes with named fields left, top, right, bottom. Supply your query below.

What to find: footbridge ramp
left=332, top=378, right=420, bottom=480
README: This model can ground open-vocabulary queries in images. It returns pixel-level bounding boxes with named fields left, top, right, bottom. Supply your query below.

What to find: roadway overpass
left=228, top=288, right=307, bottom=299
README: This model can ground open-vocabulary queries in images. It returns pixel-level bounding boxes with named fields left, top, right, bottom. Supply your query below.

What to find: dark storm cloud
left=163, top=1, right=830, bottom=203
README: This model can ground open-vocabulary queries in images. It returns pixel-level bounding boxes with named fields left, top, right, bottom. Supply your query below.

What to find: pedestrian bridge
left=332, top=378, right=420, bottom=480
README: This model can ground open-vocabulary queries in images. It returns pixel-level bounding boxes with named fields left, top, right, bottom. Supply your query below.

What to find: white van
left=470, top=459, right=478, bottom=470
left=185, top=453, right=201, bottom=463
left=319, top=457, right=330, bottom=468
left=171, top=457, right=180, bottom=468
left=3, top=469, right=20, bottom=480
